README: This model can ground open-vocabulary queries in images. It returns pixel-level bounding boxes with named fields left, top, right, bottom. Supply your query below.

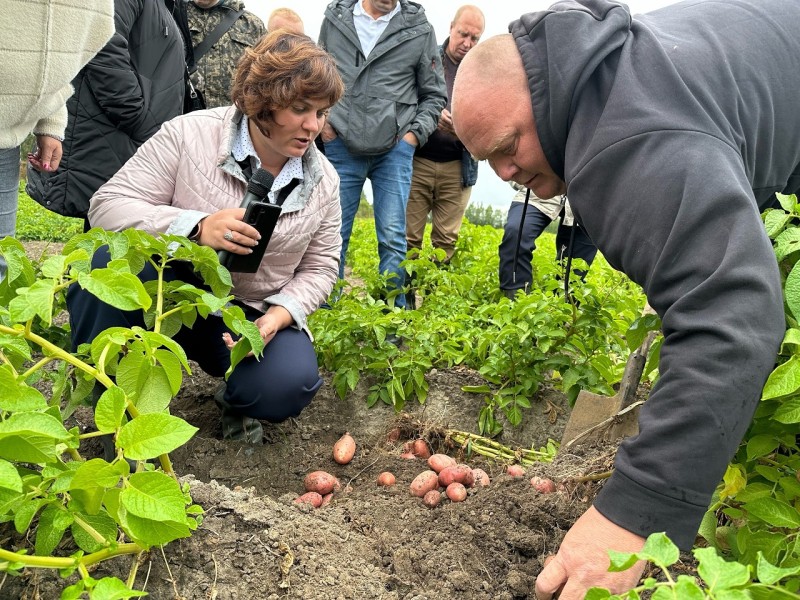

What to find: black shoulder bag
left=184, top=7, right=245, bottom=113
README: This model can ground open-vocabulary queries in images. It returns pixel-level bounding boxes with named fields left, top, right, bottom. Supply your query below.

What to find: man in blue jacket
left=319, top=0, right=446, bottom=309
left=452, top=0, right=798, bottom=598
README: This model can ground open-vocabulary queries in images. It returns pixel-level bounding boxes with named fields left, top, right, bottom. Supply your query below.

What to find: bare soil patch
left=5, top=240, right=628, bottom=600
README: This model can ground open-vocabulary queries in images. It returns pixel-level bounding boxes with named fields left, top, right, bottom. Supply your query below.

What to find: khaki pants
left=406, top=156, right=472, bottom=261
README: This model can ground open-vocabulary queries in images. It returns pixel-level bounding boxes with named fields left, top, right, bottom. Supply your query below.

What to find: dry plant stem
left=160, top=545, right=182, bottom=599
left=448, top=430, right=551, bottom=465
left=345, top=457, right=381, bottom=489
left=569, top=470, right=613, bottom=483
left=562, top=400, right=645, bottom=451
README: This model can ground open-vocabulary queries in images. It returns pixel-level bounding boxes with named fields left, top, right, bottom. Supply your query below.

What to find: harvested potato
left=446, top=482, right=467, bottom=502
left=333, top=432, right=356, bottom=464
left=530, top=476, right=557, bottom=493
left=377, top=471, right=396, bottom=487
left=294, top=492, right=323, bottom=508
left=472, top=468, right=490, bottom=487
left=422, top=490, right=441, bottom=508
left=427, top=453, right=457, bottom=473
left=411, top=438, right=431, bottom=459
left=304, top=470, right=337, bottom=495
left=457, top=464, right=475, bottom=487
left=506, top=465, right=526, bottom=478
left=409, top=470, right=440, bottom=497
left=400, top=452, right=417, bottom=460
left=321, top=493, right=333, bottom=507
left=438, top=464, right=473, bottom=488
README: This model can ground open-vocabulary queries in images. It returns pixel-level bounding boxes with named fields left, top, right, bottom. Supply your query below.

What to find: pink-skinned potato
left=320, top=492, right=333, bottom=507
left=411, top=438, right=431, bottom=459
left=457, top=464, right=475, bottom=487
left=377, top=472, right=396, bottom=487
left=422, top=490, right=441, bottom=508
left=472, top=468, right=490, bottom=487
left=506, top=465, right=526, bottom=478
left=438, top=464, right=473, bottom=488
left=295, top=492, right=323, bottom=508
left=304, top=470, right=338, bottom=495
left=427, top=453, right=457, bottom=474
left=530, top=476, right=557, bottom=493
left=446, top=482, right=467, bottom=502
left=333, top=432, right=356, bottom=465
left=410, top=470, right=440, bottom=497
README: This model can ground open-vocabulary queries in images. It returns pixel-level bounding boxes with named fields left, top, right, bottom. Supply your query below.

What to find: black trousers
left=67, top=248, right=322, bottom=422
left=499, top=202, right=598, bottom=292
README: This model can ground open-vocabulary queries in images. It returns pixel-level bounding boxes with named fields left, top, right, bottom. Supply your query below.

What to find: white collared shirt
left=353, top=0, right=401, bottom=57
left=231, top=115, right=304, bottom=204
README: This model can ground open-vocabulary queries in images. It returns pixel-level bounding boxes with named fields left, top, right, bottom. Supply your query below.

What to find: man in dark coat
left=452, top=0, right=799, bottom=597
left=27, top=0, right=185, bottom=222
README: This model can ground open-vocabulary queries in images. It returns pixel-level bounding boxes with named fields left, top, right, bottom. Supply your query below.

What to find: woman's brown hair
left=231, top=31, right=344, bottom=129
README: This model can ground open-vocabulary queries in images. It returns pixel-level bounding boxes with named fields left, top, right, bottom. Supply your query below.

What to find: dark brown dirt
left=4, top=241, right=623, bottom=600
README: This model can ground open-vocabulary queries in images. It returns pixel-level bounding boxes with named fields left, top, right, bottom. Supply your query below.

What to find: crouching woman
left=67, top=32, right=344, bottom=442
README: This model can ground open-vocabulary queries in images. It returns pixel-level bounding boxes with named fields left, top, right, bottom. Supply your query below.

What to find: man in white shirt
left=318, top=0, right=446, bottom=310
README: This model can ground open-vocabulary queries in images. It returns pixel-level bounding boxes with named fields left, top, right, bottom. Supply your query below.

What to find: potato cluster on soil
left=6, top=365, right=608, bottom=600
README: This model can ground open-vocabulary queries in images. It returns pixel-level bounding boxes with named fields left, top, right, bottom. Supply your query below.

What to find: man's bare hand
left=321, top=122, right=337, bottom=143
left=438, top=108, right=456, bottom=136
left=534, top=506, right=646, bottom=599
left=402, top=131, right=418, bottom=147
left=222, top=306, right=293, bottom=356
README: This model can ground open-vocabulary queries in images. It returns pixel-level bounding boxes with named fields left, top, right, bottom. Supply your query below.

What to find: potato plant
left=311, top=218, right=646, bottom=436
left=685, top=193, right=800, bottom=595
left=588, top=531, right=800, bottom=599
left=0, top=229, right=263, bottom=598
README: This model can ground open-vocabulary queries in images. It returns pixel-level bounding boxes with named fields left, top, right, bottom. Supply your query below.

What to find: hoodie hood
left=509, top=0, right=630, bottom=181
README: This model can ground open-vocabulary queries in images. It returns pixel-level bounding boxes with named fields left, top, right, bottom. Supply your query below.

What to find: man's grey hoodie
left=511, top=0, right=799, bottom=548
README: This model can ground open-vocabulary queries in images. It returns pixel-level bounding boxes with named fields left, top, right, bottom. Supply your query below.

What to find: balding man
left=267, top=8, right=304, bottom=35
left=452, top=0, right=799, bottom=598
left=405, top=5, right=484, bottom=303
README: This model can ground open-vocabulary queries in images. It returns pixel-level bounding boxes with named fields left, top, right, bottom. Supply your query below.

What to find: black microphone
left=239, top=168, right=275, bottom=208
left=217, top=168, right=274, bottom=262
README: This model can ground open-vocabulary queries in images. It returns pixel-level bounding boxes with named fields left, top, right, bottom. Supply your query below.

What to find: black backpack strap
left=275, top=179, right=300, bottom=206
left=192, top=7, right=245, bottom=66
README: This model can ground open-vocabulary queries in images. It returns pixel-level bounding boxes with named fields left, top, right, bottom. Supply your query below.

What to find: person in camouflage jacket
left=187, top=0, right=266, bottom=109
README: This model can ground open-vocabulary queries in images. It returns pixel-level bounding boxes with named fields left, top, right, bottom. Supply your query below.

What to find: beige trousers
left=405, top=156, right=472, bottom=261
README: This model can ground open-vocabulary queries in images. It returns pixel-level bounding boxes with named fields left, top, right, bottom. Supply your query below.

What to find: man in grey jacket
left=452, top=0, right=798, bottom=598
left=319, top=0, right=446, bottom=309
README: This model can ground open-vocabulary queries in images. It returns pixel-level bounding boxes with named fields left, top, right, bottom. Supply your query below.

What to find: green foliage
left=311, top=218, right=647, bottom=436
left=463, top=202, right=505, bottom=229
left=588, top=532, right=800, bottom=598
left=16, top=180, right=84, bottom=242
left=0, top=228, right=261, bottom=596
left=686, top=194, right=800, bottom=598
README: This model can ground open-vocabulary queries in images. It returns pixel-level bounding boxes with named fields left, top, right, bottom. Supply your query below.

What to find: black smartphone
left=218, top=200, right=282, bottom=273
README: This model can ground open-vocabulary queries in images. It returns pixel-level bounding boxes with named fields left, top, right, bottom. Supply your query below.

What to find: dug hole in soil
left=9, top=243, right=619, bottom=600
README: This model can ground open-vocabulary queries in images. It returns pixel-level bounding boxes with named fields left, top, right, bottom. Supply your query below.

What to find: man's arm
left=407, top=28, right=447, bottom=148
left=537, top=133, right=784, bottom=598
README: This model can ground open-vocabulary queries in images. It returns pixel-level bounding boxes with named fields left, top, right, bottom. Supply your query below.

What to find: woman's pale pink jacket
left=88, top=106, right=341, bottom=335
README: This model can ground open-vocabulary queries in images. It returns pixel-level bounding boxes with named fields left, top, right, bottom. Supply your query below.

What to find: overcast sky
left=243, top=0, right=682, bottom=211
